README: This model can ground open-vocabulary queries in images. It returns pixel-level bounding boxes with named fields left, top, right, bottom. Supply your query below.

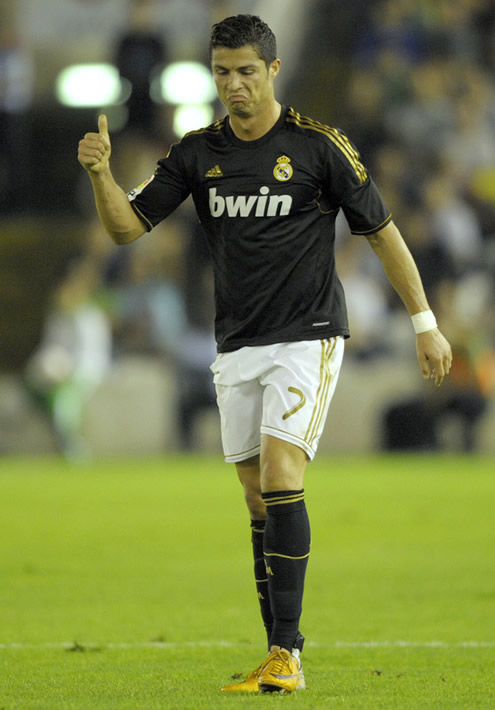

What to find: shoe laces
left=249, top=654, right=271, bottom=679
left=268, top=649, right=295, bottom=675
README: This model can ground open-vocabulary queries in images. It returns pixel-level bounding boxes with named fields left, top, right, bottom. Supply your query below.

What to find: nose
left=226, top=71, right=243, bottom=91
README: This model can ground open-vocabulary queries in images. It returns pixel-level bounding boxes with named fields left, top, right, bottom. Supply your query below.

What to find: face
left=211, top=44, right=280, bottom=118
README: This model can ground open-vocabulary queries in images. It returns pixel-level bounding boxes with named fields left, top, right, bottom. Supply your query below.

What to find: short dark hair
left=209, top=14, right=277, bottom=67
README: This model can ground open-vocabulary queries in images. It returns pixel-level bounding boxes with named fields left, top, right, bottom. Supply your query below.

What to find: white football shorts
left=210, top=337, right=344, bottom=463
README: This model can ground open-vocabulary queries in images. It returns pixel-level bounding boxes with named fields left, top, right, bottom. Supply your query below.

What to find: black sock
left=262, top=489, right=310, bottom=653
left=250, top=519, right=273, bottom=648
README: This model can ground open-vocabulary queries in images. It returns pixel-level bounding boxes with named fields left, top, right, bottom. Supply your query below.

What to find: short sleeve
left=341, top=177, right=392, bottom=235
left=322, top=128, right=391, bottom=235
left=127, top=143, right=191, bottom=231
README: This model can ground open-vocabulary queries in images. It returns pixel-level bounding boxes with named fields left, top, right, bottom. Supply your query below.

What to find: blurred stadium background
left=0, top=0, right=494, bottom=460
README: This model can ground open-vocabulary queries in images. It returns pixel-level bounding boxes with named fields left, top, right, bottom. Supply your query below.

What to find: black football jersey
left=128, top=106, right=391, bottom=352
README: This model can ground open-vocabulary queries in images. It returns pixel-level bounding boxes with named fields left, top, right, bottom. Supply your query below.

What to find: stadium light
left=154, top=62, right=216, bottom=105
left=55, top=64, right=130, bottom=107
left=173, top=104, right=215, bottom=136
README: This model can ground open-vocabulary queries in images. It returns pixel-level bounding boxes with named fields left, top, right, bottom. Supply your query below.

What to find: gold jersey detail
left=184, top=118, right=225, bottom=138
left=305, top=338, right=338, bottom=448
left=165, top=119, right=225, bottom=159
left=286, top=109, right=368, bottom=184
left=205, top=164, right=223, bottom=177
left=282, top=387, right=306, bottom=420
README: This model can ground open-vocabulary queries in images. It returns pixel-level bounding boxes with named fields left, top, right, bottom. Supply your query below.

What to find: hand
left=416, top=328, right=453, bottom=387
left=78, top=114, right=111, bottom=173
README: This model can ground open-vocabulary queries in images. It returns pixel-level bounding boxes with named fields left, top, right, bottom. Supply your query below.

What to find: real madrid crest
left=273, top=155, right=293, bottom=182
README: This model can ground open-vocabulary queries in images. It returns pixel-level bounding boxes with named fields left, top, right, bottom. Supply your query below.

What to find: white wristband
left=411, top=310, right=437, bottom=334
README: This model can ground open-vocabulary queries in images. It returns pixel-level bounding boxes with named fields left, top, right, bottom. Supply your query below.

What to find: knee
left=236, top=456, right=266, bottom=519
left=243, top=483, right=266, bottom=520
left=261, top=458, right=295, bottom=492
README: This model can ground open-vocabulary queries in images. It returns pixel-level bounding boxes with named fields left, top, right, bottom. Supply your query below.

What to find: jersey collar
left=224, top=105, right=288, bottom=148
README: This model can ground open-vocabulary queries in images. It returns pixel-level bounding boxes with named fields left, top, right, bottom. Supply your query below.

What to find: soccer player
left=78, top=14, right=452, bottom=694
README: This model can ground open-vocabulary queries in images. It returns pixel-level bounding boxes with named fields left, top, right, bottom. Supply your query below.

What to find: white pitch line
left=333, top=641, right=495, bottom=649
left=0, top=640, right=494, bottom=650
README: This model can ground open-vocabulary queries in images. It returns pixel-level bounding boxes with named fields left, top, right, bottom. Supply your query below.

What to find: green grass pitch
left=0, top=454, right=494, bottom=708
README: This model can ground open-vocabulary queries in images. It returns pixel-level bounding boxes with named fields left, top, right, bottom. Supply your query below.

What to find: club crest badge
left=273, top=155, right=293, bottom=182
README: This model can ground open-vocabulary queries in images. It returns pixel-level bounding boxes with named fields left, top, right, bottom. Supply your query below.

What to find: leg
left=236, top=455, right=274, bottom=648
left=260, top=433, right=307, bottom=492
left=218, top=341, right=344, bottom=692
left=236, top=454, right=265, bottom=520
left=224, top=445, right=306, bottom=694
left=259, top=435, right=309, bottom=654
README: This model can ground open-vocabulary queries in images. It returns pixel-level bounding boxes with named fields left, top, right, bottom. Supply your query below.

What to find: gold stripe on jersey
left=164, top=119, right=225, bottom=159
left=183, top=117, right=225, bottom=139
left=288, top=110, right=367, bottom=183
left=286, top=108, right=368, bottom=184
left=305, top=338, right=337, bottom=449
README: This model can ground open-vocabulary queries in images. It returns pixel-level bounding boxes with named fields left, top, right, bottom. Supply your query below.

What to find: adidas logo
left=205, top=164, right=223, bottom=177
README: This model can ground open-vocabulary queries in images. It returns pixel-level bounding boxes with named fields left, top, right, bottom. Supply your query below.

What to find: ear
left=269, top=58, right=281, bottom=78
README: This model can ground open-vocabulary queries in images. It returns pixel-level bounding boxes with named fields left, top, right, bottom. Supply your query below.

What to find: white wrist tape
left=411, top=310, right=437, bottom=334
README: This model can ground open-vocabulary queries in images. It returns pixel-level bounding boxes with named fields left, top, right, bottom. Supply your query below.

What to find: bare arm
left=78, top=114, right=145, bottom=244
left=367, top=220, right=452, bottom=386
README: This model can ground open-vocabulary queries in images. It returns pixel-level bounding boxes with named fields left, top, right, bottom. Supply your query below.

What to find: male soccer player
left=78, top=14, right=452, bottom=694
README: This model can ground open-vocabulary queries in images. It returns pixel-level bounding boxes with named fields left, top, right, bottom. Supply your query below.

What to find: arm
left=366, top=220, right=452, bottom=386
left=78, top=114, right=145, bottom=244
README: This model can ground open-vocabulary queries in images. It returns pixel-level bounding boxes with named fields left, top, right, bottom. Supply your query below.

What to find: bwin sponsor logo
left=209, top=186, right=293, bottom=218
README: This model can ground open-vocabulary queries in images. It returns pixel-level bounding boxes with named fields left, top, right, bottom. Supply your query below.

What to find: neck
left=229, top=101, right=282, bottom=141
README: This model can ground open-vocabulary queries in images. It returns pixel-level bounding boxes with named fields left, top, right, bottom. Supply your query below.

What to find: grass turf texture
left=0, top=454, right=494, bottom=708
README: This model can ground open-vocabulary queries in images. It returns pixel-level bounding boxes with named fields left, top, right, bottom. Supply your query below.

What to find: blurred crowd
left=1, top=0, right=494, bottom=457
left=335, top=0, right=495, bottom=451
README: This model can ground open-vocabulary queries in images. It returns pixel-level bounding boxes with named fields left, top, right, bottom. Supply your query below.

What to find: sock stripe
left=264, top=550, right=310, bottom=560
left=263, top=492, right=305, bottom=507
left=261, top=488, right=304, bottom=501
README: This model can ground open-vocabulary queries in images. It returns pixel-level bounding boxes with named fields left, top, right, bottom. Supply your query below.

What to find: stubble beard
left=230, top=104, right=252, bottom=119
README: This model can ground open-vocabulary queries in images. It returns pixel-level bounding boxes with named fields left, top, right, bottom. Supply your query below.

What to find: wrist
left=411, top=310, right=437, bottom=334
left=87, top=162, right=112, bottom=180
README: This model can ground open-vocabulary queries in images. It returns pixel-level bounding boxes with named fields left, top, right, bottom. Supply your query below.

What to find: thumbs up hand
left=98, top=113, right=109, bottom=140
left=78, top=114, right=112, bottom=173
